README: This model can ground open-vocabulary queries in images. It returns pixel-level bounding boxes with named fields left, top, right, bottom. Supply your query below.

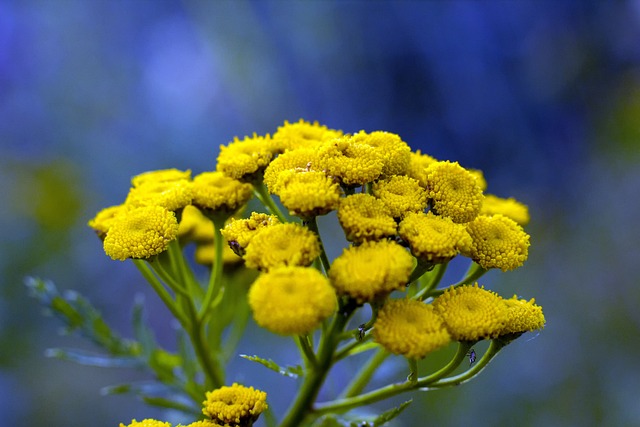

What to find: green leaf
left=371, top=400, right=412, bottom=426
left=45, top=348, right=142, bottom=368
left=240, top=354, right=303, bottom=379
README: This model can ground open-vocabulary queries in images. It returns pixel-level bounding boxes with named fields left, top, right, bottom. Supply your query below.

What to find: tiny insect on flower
left=357, top=324, right=366, bottom=341
left=467, top=349, right=477, bottom=366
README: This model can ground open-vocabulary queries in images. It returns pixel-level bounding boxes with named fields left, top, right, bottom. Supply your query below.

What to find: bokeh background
left=2, top=1, right=640, bottom=426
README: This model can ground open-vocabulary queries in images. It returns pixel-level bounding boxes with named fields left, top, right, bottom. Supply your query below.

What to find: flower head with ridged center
left=398, top=212, right=472, bottom=264
left=467, top=168, right=487, bottom=192
left=272, top=119, right=343, bottom=152
left=125, top=179, right=193, bottom=212
left=274, top=169, right=341, bottom=218
left=131, top=168, right=191, bottom=187
left=425, top=161, right=484, bottom=223
left=103, top=206, right=178, bottom=261
left=262, top=147, right=320, bottom=193
left=316, top=136, right=384, bottom=186
left=500, top=296, right=545, bottom=336
left=372, top=175, right=428, bottom=218
left=249, top=267, right=337, bottom=335
left=337, top=193, right=397, bottom=243
left=329, top=240, right=414, bottom=303
left=373, top=299, right=451, bottom=359
left=243, top=223, right=320, bottom=271
left=202, top=383, right=268, bottom=426
left=406, top=150, right=438, bottom=188
left=217, top=133, right=275, bottom=181
left=432, top=284, right=508, bottom=341
left=351, top=130, right=411, bottom=176
left=178, top=421, right=223, bottom=427
left=191, top=171, right=253, bottom=215
left=119, top=419, right=171, bottom=427
left=88, top=204, right=127, bottom=238
left=465, top=214, right=530, bottom=271
left=220, top=212, right=280, bottom=256
left=480, top=194, right=530, bottom=226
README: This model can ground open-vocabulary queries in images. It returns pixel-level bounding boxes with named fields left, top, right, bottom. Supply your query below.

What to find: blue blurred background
left=2, top=1, right=640, bottom=426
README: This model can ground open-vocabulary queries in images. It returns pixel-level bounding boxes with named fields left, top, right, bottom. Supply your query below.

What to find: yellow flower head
left=480, top=194, right=530, bottom=226
left=125, top=179, right=193, bottom=212
left=131, top=168, right=191, bottom=187
left=177, top=421, right=223, bottom=427
left=406, top=150, right=438, bottom=188
left=465, top=214, right=530, bottom=271
left=373, top=299, right=451, bottom=359
left=329, top=240, right=414, bottom=303
left=120, top=420, right=171, bottom=427
left=337, top=193, right=397, bottom=243
left=351, top=130, right=411, bottom=176
left=372, top=175, right=428, bottom=218
left=316, top=136, right=384, bottom=186
left=202, top=383, right=268, bottom=426
left=220, top=212, right=281, bottom=256
left=177, top=205, right=214, bottom=243
left=216, top=133, right=275, bottom=181
left=103, top=206, right=178, bottom=261
left=398, top=212, right=472, bottom=264
left=272, top=119, right=343, bottom=152
left=467, top=168, right=488, bottom=192
left=425, top=161, right=484, bottom=223
left=274, top=169, right=341, bottom=218
left=191, top=171, right=253, bottom=214
left=88, top=204, right=127, bottom=238
left=500, top=296, right=545, bottom=336
left=248, top=267, right=337, bottom=335
left=243, top=223, right=321, bottom=271
left=432, top=284, right=508, bottom=341
left=262, top=147, right=320, bottom=193
left=193, top=241, right=244, bottom=267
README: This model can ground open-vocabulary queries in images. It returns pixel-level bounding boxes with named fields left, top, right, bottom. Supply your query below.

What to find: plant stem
left=339, top=348, right=389, bottom=398
left=305, top=216, right=331, bottom=273
left=253, top=181, right=288, bottom=222
left=132, top=260, right=189, bottom=326
left=199, top=216, right=226, bottom=321
left=452, top=262, right=488, bottom=287
left=413, top=262, right=447, bottom=301
left=428, top=339, right=505, bottom=388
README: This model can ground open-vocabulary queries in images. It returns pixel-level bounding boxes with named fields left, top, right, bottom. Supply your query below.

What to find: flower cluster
left=80, top=119, right=544, bottom=426
left=119, top=383, right=268, bottom=427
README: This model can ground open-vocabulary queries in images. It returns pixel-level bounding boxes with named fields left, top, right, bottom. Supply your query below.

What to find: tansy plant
left=27, top=119, right=544, bottom=427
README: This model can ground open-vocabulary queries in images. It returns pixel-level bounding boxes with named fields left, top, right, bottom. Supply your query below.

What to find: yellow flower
left=119, top=420, right=171, bottom=427
left=465, top=214, right=530, bottom=271
left=372, top=175, right=428, bottom=218
left=337, top=193, right=397, bottom=243
left=432, top=284, right=508, bottom=341
left=216, top=133, right=275, bottom=181
left=373, top=299, right=451, bottom=359
left=220, top=212, right=280, bottom=256
left=103, top=206, right=178, bottom=261
left=398, top=212, right=471, bottom=264
left=480, top=194, right=530, bottom=226
left=131, top=168, right=191, bottom=187
left=125, top=179, right=193, bottom=212
left=500, top=296, right=545, bottom=336
left=329, top=240, right=414, bottom=303
left=272, top=119, right=343, bottom=152
left=406, top=150, right=438, bottom=188
left=316, top=136, right=384, bottom=186
left=194, top=242, right=244, bottom=267
left=262, top=147, right=320, bottom=193
left=467, top=168, right=487, bottom=192
left=243, top=223, right=320, bottom=271
left=88, top=204, right=127, bottom=237
left=351, top=130, right=411, bottom=176
left=425, top=161, right=484, bottom=223
left=177, top=205, right=214, bottom=243
left=191, top=171, right=253, bottom=214
left=248, top=267, right=336, bottom=335
left=274, top=169, right=341, bottom=218
left=202, top=383, right=268, bottom=426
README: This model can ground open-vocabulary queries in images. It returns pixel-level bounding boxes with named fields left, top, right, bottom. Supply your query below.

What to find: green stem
left=429, top=339, right=505, bottom=388
left=132, top=260, right=189, bottom=326
left=339, top=348, right=389, bottom=399
left=305, top=216, right=331, bottom=273
left=199, top=216, right=227, bottom=321
left=253, top=181, right=288, bottom=222
left=190, top=318, right=224, bottom=390
left=417, top=341, right=473, bottom=386
left=407, top=258, right=435, bottom=284
left=297, top=335, right=318, bottom=369
left=452, top=261, right=488, bottom=287
left=279, top=305, right=354, bottom=427
left=413, top=262, right=448, bottom=301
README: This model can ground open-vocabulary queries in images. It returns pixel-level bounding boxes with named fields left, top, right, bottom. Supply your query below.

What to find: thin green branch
left=413, top=261, right=448, bottom=301
left=452, top=261, right=488, bottom=287
left=339, top=348, right=389, bottom=399
left=253, top=181, right=288, bottom=222
left=132, top=260, right=189, bottom=326
left=305, top=216, right=331, bottom=273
